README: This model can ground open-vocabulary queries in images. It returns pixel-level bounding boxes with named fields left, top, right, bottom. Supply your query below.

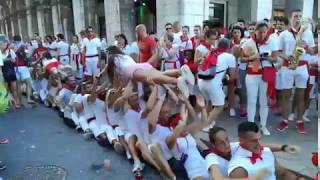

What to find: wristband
left=281, top=144, right=288, bottom=152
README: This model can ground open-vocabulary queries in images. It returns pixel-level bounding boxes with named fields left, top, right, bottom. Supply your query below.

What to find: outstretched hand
left=196, top=94, right=206, bottom=108
left=284, top=145, right=301, bottom=154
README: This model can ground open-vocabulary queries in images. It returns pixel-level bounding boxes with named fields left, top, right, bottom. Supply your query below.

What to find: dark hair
left=238, top=122, right=259, bottom=137
left=34, top=33, right=39, bottom=36
left=217, top=38, right=230, bottom=49
left=164, top=32, right=174, bottom=42
left=231, top=25, right=244, bottom=38
left=86, top=26, right=93, bottom=32
left=276, top=16, right=289, bottom=26
left=237, top=19, right=245, bottom=24
left=248, top=21, right=257, bottom=27
left=255, top=21, right=269, bottom=30
left=194, top=25, right=201, bottom=30
left=182, top=25, right=190, bottom=32
left=209, top=127, right=226, bottom=144
left=43, top=51, right=52, bottom=59
left=290, top=9, right=302, bottom=17
left=117, top=33, right=128, bottom=46
left=205, top=29, right=219, bottom=39
left=73, top=34, right=79, bottom=42
left=13, top=35, right=21, bottom=41
left=57, top=33, right=64, bottom=40
left=165, top=22, right=172, bottom=27
left=263, top=18, right=269, bottom=23
left=106, top=46, right=124, bottom=83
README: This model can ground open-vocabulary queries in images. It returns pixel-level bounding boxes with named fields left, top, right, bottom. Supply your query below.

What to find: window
left=209, top=1, right=227, bottom=26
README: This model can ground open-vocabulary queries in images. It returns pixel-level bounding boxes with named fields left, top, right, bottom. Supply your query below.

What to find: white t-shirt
left=177, top=38, right=193, bottom=51
left=82, top=95, right=107, bottom=126
left=173, top=32, right=183, bottom=44
left=101, top=38, right=108, bottom=52
left=56, top=41, right=69, bottom=56
left=212, top=52, right=237, bottom=82
left=196, top=44, right=210, bottom=58
left=121, top=45, right=132, bottom=55
left=42, top=58, right=58, bottom=68
left=205, top=142, right=239, bottom=177
left=241, top=37, right=278, bottom=68
left=228, top=146, right=276, bottom=180
left=123, top=100, right=146, bottom=141
left=149, top=124, right=173, bottom=160
left=46, top=42, right=58, bottom=57
left=130, top=42, right=139, bottom=55
left=278, top=28, right=315, bottom=58
left=114, top=54, right=136, bottom=75
left=81, top=37, right=101, bottom=56
left=70, top=43, right=80, bottom=55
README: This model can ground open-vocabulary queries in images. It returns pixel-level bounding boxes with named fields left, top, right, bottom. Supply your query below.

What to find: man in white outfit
left=56, top=34, right=70, bottom=65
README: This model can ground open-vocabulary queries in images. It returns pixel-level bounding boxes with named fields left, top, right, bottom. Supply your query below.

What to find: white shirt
left=55, top=41, right=69, bottom=56
left=228, top=146, right=276, bottom=180
left=123, top=100, right=146, bottom=141
left=150, top=125, right=173, bottom=160
left=46, top=42, right=58, bottom=57
left=101, top=38, right=108, bottom=52
left=196, top=44, right=210, bottom=58
left=42, top=58, right=58, bottom=68
left=70, top=43, right=80, bottom=55
left=278, top=28, right=315, bottom=58
left=207, top=52, right=236, bottom=82
left=121, top=45, right=132, bottom=55
left=130, top=42, right=139, bottom=55
left=173, top=32, right=183, bottom=44
left=114, top=54, right=136, bottom=76
left=205, top=142, right=239, bottom=177
left=81, top=37, right=101, bottom=56
left=82, top=95, right=107, bottom=126
left=177, top=37, right=193, bottom=51
left=242, top=37, right=278, bottom=68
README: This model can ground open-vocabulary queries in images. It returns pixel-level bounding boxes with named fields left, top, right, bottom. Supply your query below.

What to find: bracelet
left=281, top=144, right=288, bottom=152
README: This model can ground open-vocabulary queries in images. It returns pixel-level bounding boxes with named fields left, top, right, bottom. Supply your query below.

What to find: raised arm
left=147, top=88, right=166, bottom=134
left=141, top=85, right=158, bottom=119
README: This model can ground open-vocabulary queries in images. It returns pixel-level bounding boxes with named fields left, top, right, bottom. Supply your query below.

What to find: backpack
left=197, top=49, right=225, bottom=80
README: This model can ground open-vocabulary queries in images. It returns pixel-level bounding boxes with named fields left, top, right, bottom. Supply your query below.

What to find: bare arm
left=194, top=49, right=203, bottom=64
left=229, top=167, right=248, bottom=178
left=147, top=46, right=160, bottom=65
left=141, top=85, right=157, bottom=119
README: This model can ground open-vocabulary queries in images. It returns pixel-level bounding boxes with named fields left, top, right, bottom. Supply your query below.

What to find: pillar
left=72, top=0, right=85, bottom=34
left=10, top=18, right=15, bottom=36
left=52, top=5, right=62, bottom=35
left=104, top=0, right=121, bottom=45
left=5, top=20, right=9, bottom=36
left=36, top=7, right=46, bottom=38
left=302, top=0, right=314, bottom=18
left=25, top=0, right=33, bottom=38
left=251, top=0, right=273, bottom=21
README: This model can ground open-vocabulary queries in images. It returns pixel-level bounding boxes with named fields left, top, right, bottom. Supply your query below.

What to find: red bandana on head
left=252, top=34, right=269, bottom=46
left=209, top=147, right=231, bottom=161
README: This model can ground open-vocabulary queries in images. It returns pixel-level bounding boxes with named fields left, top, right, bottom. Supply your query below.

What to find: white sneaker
left=229, top=108, right=236, bottom=117
left=180, top=65, right=195, bottom=86
left=288, top=113, right=295, bottom=121
left=126, top=151, right=132, bottom=160
left=303, top=110, right=311, bottom=122
left=261, top=126, right=271, bottom=136
left=202, top=121, right=216, bottom=132
left=132, top=161, right=145, bottom=173
left=177, top=77, right=190, bottom=98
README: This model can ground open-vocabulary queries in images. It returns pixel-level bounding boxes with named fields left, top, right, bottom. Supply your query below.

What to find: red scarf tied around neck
left=240, top=144, right=264, bottom=164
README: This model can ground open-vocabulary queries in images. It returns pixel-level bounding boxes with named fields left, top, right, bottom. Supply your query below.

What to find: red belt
left=283, top=60, right=308, bottom=67
left=85, top=54, right=99, bottom=58
left=247, top=67, right=262, bottom=75
left=87, top=117, right=96, bottom=123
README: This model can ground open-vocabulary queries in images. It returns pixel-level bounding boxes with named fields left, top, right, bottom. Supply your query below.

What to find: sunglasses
left=166, top=27, right=172, bottom=30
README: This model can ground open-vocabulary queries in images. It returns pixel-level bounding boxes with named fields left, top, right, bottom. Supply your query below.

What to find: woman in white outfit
left=70, top=35, right=83, bottom=81
left=241, top=22, right=278, bottom=135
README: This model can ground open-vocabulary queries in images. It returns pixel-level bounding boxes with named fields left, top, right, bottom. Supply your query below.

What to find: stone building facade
left=0, top=0, right=316, bottom=44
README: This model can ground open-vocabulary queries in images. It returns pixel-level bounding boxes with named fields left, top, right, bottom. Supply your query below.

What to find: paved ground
left=0, top=106, right=160, bottom=180
left=0, top=99, right=318, bottom=179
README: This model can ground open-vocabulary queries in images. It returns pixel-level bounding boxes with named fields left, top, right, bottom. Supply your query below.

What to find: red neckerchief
left=158, top=113, right=181, bottom=128
left=215, top=47, right=229, bottom=55
left=252, top=34, right=269, bottom=46
left=63, top=84, right=74, bottom=91
left=180, top=36, right=189, bottom=42
left=209, top=147, right=231, bottom=161
left=131, top=106, right=141, bottom=113
left=288, top=26, right=301, bottom=40
left=240, top=144, right=264, bottom=164
left=87, top=34, right=96, bottom=40
left=232, top=39, right=241, bottom=45
left=202, top=42, right=212, bottom=50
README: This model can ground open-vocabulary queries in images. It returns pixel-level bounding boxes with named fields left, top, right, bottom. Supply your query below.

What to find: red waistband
left=85, top=54, right=99, bottom=58
left=87, top=117, right=96, bottom=123
left=247, top=67, right=262, bottom=75
left=283, top=60, right=308, bottom=67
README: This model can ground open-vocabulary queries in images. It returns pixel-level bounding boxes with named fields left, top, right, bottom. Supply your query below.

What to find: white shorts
left=280, top=65, right=309, bottom=89
left=84, top=56, right=100, bottom=76
left=15, top=66, right=31, bottom=80
left=88, top=121, right=116, bottom=143
left=275, top=71, right=282, bottom=90
left=198, top=79, right=225, bottom=106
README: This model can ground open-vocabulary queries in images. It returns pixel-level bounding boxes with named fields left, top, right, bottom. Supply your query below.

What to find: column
left=52, top=5, right=62, bottom=35
left=72, top=0, right=85, bottom=34
left=251, top=0, right=273, bottom=21
left=25, top=0, right=33, bottom=38
left=36, top=7, right=46, bottom=38
left=302, top=0, right=314, bottom=18
left=5, top=20, right=9, bottom=36
left=104, top=0, right=121, bottom=46
left=10, top=18, right=15, bottom=36
left=118, top=0, right=136, bottom=42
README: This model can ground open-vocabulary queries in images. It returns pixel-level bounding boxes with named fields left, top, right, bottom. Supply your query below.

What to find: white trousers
left=71, top=111, right=90, bottom=131
left=245, top=74, right=269, bottom=126
left=88, top=121, right=117, bottom=143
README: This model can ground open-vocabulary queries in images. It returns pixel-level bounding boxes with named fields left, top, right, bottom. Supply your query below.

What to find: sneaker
left=180, top=65, right=195, bottom=86
left=177, top=77, right=190, bottom=98
left=277, top=120, right=289, bottom=132
left=83, top=130, right=94, bottom=140
left=0, top=161, right=6, bottom=171
left=202, top=121, right=216, bottom=132
left=126, top=151, right=132, bottom=160
left=132, top=161, right=144, bottom=173
left=296, top=121, right=306, bottom=134
left=229, top=108, right=236, bottom=117
left=303, top=110, right=311, bottom=122
left=288, top=113, right=295, bottom=121
left=76, top=125, right=83, bottom=133
left=261, top=126, right=271, bottom=136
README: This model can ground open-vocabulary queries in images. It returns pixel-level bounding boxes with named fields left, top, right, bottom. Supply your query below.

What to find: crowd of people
left=0, top=8, right=318, bottom=180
